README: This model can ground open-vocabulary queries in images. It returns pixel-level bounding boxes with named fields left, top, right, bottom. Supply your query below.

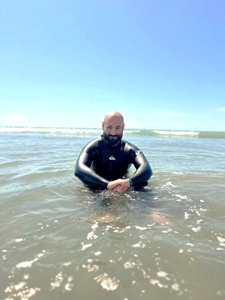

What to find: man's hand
left=107, top=179, right=131, bottom=193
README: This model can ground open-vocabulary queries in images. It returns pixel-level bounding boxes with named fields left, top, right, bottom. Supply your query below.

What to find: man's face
left=102, top=116, right=124, bottom=146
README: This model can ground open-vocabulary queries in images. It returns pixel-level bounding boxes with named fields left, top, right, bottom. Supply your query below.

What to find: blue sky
left=1, top=0, right=225, bottom=131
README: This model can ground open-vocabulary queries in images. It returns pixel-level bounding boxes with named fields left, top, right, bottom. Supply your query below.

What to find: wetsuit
left=75, top=136, right=152, bottom=188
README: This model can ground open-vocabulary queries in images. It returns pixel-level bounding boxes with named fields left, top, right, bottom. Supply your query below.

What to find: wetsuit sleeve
left=128, top=151, right=153, bottom=186
left=75, top=143, right=109, bottom=188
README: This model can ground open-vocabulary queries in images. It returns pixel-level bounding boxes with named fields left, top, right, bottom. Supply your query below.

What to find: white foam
left=154, top=130, right=199, bottom=136
left=0, top=127, right=139, bottom=134
left=16, top=260, right=35, bottom=268
left=167, top=181, right=176, bottom=187
left=150, top=279, right=168, bottom=288
left=157, top=271, right=168, bottom=278
left=135, top=226, right=148, bottom=231
left=16, top=251, right=45, bottom=269
left=63, top=261, right=72, bottom=267
left=186, top=243, right=194, bottom=248
left=175, top=194, right=189, bottom=200
left=94, top=274, right=119, bottom=291
left=87, top=232, right=98, bottom=240
left=132, top=243, right=141, bottom=248
left=87, top=222, right=99, bottom=240
left=50, top=272, right=63, bottom=289
left=191, top=226, right=201, bottom=232
left=217, top=237, right=225, bottom=243
left=15, top=238, right=23, bottom=243
left=65, top=283, right=73, bottom=291
left=67, top=276, right=73, bottom=282
left=14, top=282, right=26, bottom=291
left=184, top=212, right=190, bottom=220
left=81, top=243, right=92, bottom=251
left=92, top=222, right=99, bottom=229
left=124, top=261, right=133, bottom=269
left=171, top=283, right=180, bottom=291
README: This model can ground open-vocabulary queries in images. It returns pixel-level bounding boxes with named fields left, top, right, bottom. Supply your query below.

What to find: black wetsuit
left=75, top=136, right=152, bottom=188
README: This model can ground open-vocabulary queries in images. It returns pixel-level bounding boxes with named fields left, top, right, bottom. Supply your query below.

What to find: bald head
left=103, top=111, right=124, bottom=126
left=102, top=111, right=125, bottom=146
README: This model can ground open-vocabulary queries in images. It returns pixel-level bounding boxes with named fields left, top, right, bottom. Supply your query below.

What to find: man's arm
left=129, top=152, right=152, bottom=185
left=75, top=150, right=109, bottom=188
left=107, top=152, right=152, bottom=193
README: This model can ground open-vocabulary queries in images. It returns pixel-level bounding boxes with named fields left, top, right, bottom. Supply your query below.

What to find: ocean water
left=1, top=128, right=225, bottom=300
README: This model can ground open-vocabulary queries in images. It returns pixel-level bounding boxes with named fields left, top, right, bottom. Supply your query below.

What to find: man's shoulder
left=122, top=139, right=139, bottom=151
left=122, top=139, right=142, bottom=157
left=83, top=137, right=103, bottom=152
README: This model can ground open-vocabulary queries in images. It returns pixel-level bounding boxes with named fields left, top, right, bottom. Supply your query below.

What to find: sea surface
left=1, top=127, right=225, bottom=300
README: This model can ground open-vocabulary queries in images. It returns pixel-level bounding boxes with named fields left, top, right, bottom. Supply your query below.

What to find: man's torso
left=84, top=137, right=139, bottom=181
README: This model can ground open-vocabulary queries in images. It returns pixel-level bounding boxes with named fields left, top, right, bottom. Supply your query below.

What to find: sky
left=0, top=0, right=225, bottom=131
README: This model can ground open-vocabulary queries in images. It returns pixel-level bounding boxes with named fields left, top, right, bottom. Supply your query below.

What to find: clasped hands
left=107, top=179, right=131, bottom=193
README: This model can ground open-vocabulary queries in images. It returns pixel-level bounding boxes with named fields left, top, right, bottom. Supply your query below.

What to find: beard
left=102, top=132, right=123, bottom=146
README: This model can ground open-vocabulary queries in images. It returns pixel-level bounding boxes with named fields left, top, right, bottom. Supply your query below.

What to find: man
left=75, top=111, right=152, bottom=193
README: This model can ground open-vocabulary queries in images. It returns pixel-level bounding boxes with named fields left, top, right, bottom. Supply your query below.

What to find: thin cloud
left=2, top=114, right=26, bottom=121
left=155, top=111, right=189, bottom=117
left=85, top=111, right=96, bottom=115
left=219, top=107, right=225, bottom=112
left=126, top=122, right=140, bottom=128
